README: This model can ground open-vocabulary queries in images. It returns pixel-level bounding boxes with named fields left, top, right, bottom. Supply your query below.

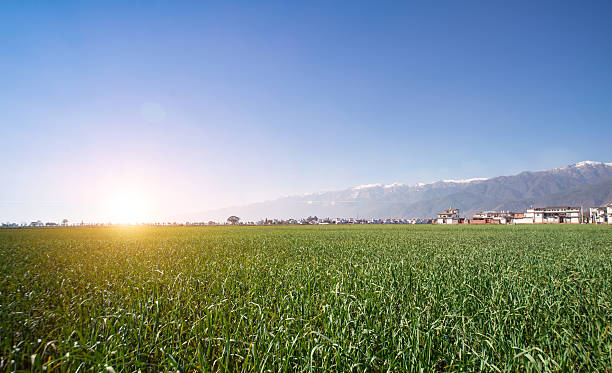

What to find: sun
left=106, top=188, right=152, bottom=224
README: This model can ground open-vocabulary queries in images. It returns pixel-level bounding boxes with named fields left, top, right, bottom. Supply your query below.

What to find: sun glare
left=106, top=189, right=152, bottom=224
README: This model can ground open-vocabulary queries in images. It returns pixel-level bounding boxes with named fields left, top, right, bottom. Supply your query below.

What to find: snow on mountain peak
left=353, top=183, right=382, bottom=190
left=349, top=161, right=611, bottom=192
left=555, top=161, right=612, bottom=170
left=574, top=161, right=602, bottom=167
left=572, top=160, right=612, bottom=168
left=441, top=177, right=488, bottom=184
left=352, top=177, right=490, bottom=190
left=353, top=182, right=412, bottom=190
left=384, top=182, right=404, bottom=188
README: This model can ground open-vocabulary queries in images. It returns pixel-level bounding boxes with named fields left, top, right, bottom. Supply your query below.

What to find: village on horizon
left=5, top=203, right=612, bottom=228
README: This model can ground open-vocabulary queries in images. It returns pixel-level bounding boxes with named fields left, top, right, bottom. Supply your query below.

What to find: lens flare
left=105, top=188, right=151, bottom=224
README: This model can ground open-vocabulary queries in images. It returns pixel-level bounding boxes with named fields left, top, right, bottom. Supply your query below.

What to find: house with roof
left=436, top=209, right=460, bottom=224
left=589, top=203, right=612, bottom=224
left=526, top=206, right=582, bottom=224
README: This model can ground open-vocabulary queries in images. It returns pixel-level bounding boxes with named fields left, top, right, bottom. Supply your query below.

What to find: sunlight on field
left=0, top=225, right=610, bottom=371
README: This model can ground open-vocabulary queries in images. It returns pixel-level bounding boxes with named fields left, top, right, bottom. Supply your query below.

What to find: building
left=436, top=209, right=459, bottom=224
left=525, top=206, right=582, bottom=224
left=507, top=212, right=525, bottom=219
left=471, top=211, right=510, bottom=224
left=589, top=204, right=612, bottom=224
left=513, top=215, right=535, bottom=224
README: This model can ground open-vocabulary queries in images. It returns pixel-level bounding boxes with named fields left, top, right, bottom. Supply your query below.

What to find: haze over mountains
left=196, top=161, right=612, bottom=221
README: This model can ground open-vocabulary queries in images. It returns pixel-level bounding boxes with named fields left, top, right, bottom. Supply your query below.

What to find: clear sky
left=2, top=1, right=611, bottom=223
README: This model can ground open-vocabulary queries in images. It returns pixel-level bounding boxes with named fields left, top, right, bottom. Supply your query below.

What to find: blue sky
left=2, top=1, right=611, bottom=222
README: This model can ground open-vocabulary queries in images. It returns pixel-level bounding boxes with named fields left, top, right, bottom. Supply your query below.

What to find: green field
left=0, top=225, right=610, bottom=372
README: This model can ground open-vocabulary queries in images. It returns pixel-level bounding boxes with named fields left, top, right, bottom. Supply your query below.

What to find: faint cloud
left=140, top=102, right=166, bottom=123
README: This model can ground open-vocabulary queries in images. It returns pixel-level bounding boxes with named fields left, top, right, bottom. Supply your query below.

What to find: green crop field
left=0, top=225, right=610, bottom=372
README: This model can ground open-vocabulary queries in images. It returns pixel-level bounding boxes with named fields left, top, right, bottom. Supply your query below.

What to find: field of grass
left=0, top=225, right=610, bottom=372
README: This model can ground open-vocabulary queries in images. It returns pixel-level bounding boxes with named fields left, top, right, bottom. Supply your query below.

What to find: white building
left=525, top=206, right=582, bottom=224
left=436, top=209, right=459, bottom=224
left=513, top=216, right=535, bottom=224
left=471, top=211, right=510, bottom=224
left=589, top=204, right=612, bottom=224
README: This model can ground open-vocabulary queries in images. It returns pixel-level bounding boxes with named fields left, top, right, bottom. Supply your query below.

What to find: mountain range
left=194, top=161, right=612, bottom=221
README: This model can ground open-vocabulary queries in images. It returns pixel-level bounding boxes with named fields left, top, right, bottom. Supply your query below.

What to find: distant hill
left=192, top=161, right=612, bottom=221
left=496, top=177, right=612, bottom=213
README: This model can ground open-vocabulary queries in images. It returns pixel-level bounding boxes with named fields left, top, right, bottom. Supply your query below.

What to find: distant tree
left=62, top=219, right=68, bottom=226
left=227, top=216, right=240, bottom=225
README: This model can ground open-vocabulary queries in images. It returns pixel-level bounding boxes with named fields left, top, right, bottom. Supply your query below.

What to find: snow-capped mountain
left=195, top=161, right=612, bottom=220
